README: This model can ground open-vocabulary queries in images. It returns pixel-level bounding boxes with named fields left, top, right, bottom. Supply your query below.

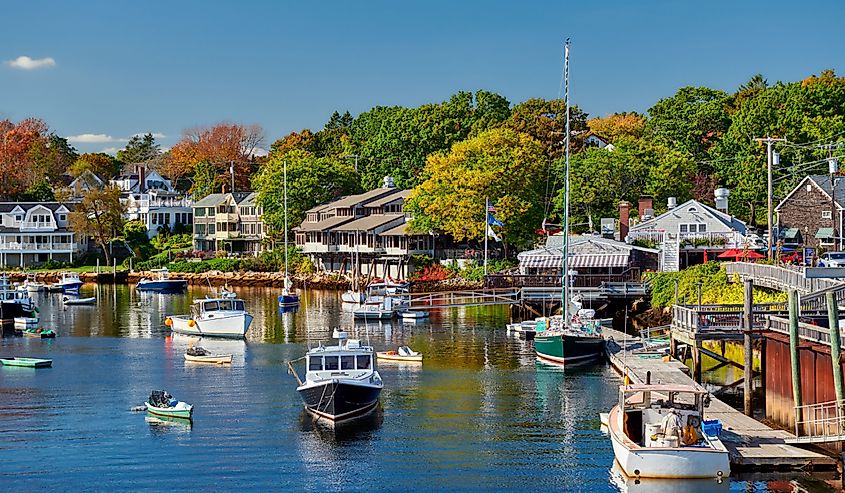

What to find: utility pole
left=229, top=160, right=235, bottom=193
left=754, top=136, right=786, bottom=259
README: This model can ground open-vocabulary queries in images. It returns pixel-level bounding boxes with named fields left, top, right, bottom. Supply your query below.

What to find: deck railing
left=484, top=268, right=641, bottom=289
left=671, top=304, right=778, bottom=334
left=725, top=262, right=842, bottom=294
left=794, top=399, right=845, bottom=443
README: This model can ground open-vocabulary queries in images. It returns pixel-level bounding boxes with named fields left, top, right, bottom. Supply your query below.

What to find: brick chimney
left=222, top=184, right=228, bottom=194
left=638, top=196, right=654, bottom=221
left=619, top=201, right=630, bottom=242
left=138, top=165, right=146, bottom=193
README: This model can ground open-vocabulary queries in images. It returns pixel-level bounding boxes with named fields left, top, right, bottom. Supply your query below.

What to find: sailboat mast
left=283, top=160, right=289, bottom=284
left=562, top=38, right=571, bottom=324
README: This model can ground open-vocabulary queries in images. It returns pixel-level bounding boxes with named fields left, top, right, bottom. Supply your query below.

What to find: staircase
left=660, top=235, right=680, bottom=272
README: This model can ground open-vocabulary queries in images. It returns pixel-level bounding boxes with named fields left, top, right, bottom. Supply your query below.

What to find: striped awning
left=518, top=253, right=630, bottom=269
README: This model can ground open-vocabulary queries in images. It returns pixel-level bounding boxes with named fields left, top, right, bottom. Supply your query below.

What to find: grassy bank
left=645, top=262, right=787, bottom=308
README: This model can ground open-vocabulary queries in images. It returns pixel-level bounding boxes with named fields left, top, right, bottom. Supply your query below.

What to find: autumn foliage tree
left=165, top=123, right=264, bottom=193
left=0, top=118, right=75, bottom=199
left=68, top=187, right=126, bottom=265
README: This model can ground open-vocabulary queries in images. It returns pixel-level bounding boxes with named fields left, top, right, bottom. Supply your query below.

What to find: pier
left=602, top=325, right=836, bottom=471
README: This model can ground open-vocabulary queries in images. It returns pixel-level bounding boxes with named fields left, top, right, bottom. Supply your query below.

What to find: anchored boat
left=53, top=272, right=83, bottom=293
left=0, top=357, right=52, bottom=368
left=145, top=390, right=193, bottom=419
left=377, top=346, right=423, bottom=362
left=166, top=291, right=253, bottom=338
left=184, top=346, right=233, bottom=364
left=136, top=268, right=188, bottom=294
left=289, top=329, right=383, bottom=423
left=607, top=383, right=729, bottom=479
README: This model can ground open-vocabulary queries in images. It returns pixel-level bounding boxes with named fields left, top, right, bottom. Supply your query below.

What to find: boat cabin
left=619, top=384, right=709, bottom=448
left=305, top=336, right=376, bottom=383
left=193, top=297, right=246, bottom=317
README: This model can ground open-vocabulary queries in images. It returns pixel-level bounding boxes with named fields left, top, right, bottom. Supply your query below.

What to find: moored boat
left=53, top=272, right=83, bottom=293
left=0, top=274, right=37, bottom=320
left=276, top=159, right=301, bottom=310
left=534, top=312, right=607, bottom=366
left=607, top=383, right=729, bottom=479
left=166, top=290, right=253, bottom=338
left=377, top=346, right=423, bottom=362
left=0, top=357, right=52, bottom=368
left=136, top=268, right=187, bottom=293
left=22, top=328, right=56, bottom=338
left=23, top=273, right=46, bottom=293
left=63, top=296, right=96, bottom=305
left=289, top=329, right=383, bottom=423
left=400, top=310, right=429, bottom=320
left=184, top=346, right=233, bottom=364
left=145, top=390, right=193, bottom=419
left=14, top=316, right=38, bottom=331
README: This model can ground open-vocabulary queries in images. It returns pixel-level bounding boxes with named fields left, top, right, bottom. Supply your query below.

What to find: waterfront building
left=776, top=175, right=844, bottom=250
left=293, top=177, right=433, bottom=278
left=114, top=165, right=193, bottom=238
left=191, top=192, right=267, bottom=255
left=0, top=202, right=86, bottom=267
left=624, top=196, right=750, bottom=272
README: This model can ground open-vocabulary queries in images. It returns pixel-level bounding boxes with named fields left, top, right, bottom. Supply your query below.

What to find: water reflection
left=145, top=414, right=193, bottom=434
left=609, top=463, right=729, bottom=492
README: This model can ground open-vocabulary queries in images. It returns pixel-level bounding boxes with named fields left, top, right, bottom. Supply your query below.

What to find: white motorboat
left=341, top=290, right=367, bottom=304
left=608, top=383, right=729, bottom=479
left=0, top=275, right=36, bottom=318
left=53, top=272, right=83, bottom=293
left=400, top=310, right=428, bottom=319
left=23, top=273, right=46, bottom=293
left=353, top=301, right=395, bottom=320
left=289, top=329, right=382, bottom=422
left=14, top=317, right=39, bottom=330
left=166, top=291, right=253, bottom=339
left=184, top=346, right=233, bottom=364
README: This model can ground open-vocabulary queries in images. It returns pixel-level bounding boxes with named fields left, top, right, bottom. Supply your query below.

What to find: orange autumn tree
left=165, top=123, right=264, bottom=195
left=0, top=118, right=52, bottom=197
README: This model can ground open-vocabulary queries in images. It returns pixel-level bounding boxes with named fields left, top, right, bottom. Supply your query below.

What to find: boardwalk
left=602, top=326, right=835, bottom=471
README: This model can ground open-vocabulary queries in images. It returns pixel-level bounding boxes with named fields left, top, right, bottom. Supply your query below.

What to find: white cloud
left=100, top=147, right=119, bottom=155
left=133, top=132, right=166, bottom=139
left=6, top=56, right=56, bottom=70
left=67, top=133, right=119, bottom=144
left=250, top=147, right=268, bottom=157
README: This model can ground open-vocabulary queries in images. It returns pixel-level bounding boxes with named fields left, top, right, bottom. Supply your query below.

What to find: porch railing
left=794, top=399, right=845, bottom=443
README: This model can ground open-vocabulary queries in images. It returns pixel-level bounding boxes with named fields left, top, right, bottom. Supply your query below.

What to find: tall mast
left=283, top=159, right=289, bottom=292
left=562, top=38, right=571, bottom=324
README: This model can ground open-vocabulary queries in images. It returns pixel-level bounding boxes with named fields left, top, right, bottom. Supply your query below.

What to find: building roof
left=544, top=234, right=660, bottom=253
left=379, top=223, right=411, bottom=236
left=776, top=175, right=845, bottom=211
left=518, top=235, right=658, bottom=270
left=0, top=202, right=75, bottom=213
left=326, top=187, right=402, bottom=209
left=630, top=199, right=747, bottom=233
left=192, top=192, right=253, bottom=208
left=366, top=189, right=411, bottom=208
left=331, top=213, right=404, bottom=232
left=295, top=215, right=354, bottom=232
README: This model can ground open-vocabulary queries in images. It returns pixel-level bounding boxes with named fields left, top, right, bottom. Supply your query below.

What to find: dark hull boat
left=298, top=380, right=382, bottom=421
left=534, top=331, right=606, bottom=366
left=291, top=329, right=383, bottom=423
left=136, top=279, right=188, bottom=293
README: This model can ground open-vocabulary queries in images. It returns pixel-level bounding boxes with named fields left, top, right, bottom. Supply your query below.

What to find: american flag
left=487, top=203, right=497, bottom=213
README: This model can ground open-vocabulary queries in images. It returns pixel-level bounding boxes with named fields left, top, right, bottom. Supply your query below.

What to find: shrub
left=410, top=264, right=452, bottom=281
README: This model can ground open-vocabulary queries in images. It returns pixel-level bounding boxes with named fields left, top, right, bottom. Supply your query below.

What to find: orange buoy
left=188, top=319, right=196, bottom=327
left=164, top=318, right=173, bottom=327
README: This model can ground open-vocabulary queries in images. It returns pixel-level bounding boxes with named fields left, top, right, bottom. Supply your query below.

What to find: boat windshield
left=233, top=300, right=244, bottom=311
left=203, top=301, right=219, bottom=312
left=309, top=356, right=322, bottom=371
left=324, top=356, right=339, bottom=370
left=219, top=300, right=233, bottom=311
left=341, top=355, right=355, bottom=370
left=357, top=355, right=371, bottom=369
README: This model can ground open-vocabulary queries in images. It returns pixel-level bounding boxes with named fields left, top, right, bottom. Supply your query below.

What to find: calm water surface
left=0, top=285, right=835, bottom=492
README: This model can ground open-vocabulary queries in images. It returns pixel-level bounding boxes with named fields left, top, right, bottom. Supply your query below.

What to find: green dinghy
left=0, top=357, right=52, bottom=368
left=145, top=390, right=193, bottom=420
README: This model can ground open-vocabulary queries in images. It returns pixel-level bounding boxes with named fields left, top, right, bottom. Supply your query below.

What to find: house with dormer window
left=0, top=202, right=87, bottom=267
left=625, top=199, right=749, bottom=272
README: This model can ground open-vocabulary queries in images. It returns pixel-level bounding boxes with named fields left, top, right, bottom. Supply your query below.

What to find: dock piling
left=743, top=279, right=754, bottom=416
left=789, top=289, right=803, bottom=427
left=826, top=292, right=845, bottom=405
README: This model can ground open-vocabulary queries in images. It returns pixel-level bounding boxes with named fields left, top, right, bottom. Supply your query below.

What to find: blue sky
left=2, top=0, right=843, bottom=154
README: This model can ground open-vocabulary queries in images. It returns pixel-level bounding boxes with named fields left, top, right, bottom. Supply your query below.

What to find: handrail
left=794, top=398, right=845, bottom=441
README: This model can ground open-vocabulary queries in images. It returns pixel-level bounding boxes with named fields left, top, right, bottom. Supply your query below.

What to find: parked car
left=819, top=252, right=845, bottom=267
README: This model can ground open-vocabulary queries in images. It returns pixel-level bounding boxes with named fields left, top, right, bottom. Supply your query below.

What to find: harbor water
left=0, top=285, right=835, bottom=491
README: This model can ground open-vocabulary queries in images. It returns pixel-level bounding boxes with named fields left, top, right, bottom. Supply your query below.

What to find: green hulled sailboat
left=534, top=39, right=606, bottom=367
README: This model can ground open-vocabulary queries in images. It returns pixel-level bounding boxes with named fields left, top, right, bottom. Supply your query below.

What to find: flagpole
left=563, top=38, right=571, bottom=324
left=484, top=198, right=488, bottom=275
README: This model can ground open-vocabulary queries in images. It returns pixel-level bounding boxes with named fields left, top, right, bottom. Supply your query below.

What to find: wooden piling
left=826, top=291, right=845, bottom=404
left=788, top=289, right=802, bottom=426
left=744, top=279, right=754, bottom=416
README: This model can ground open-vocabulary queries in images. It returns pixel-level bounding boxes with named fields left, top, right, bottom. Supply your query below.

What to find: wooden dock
left=602, top=326, right=836, bottom=471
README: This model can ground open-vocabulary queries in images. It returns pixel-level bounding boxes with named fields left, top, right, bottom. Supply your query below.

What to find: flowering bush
left=410, top=264, right=452, bottom=281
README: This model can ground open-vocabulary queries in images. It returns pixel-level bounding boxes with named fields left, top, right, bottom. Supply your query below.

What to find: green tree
left=504, top=98, right=589, bottom=159
left=406, top=127, right=547, bottom=249
left=69, top=187, right=126, bottom=265
left=191, top=161, right=217, bottom=201
left=647, top=86, right=731, bottom=162
left=253, top=150, right=360, bottom=236
left=69, top=152, right=121, bottom=179
left=117, top=133, right=161, bottom=164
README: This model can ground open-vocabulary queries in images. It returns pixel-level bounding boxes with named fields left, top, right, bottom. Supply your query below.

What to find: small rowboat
left=377, top=346, right=423, bottom=362
left=0, top=357, right=52, bottom=368
left=184, top=346, right=232, bottom=364
left=146, top=390, right=193, bottom=419
left=63, top=296, right=96, bottom=305
left=400, top=310, right=429, bottom=319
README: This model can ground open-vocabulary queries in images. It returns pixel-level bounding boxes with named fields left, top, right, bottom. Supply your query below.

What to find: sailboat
left=534, top=39, right=606, bottom=366
left=277, top=160, right=300, bottom=309
left=341, top=237, right=366, bottom=304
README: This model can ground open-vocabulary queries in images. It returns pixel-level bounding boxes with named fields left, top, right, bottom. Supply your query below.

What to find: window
left=203, top=301, right=219, bottom=311
left=679, top=224, right=688, bottom=233
left=208, top=224, right=216, bottom=234
left=188, top=213, right=193, bottom=223
left=195, top=224, right=206, bottom=235
left=357, top=355, right=371, bottom=369
left=233, top=301, right=244, bottom=311
left=324, top=356, right=339, bottom=371
left=698, top=223, right=706, bottom=233
left=152, top=214, right=158, bottom=224
left=309, top=357, right=322, bottom=371
left=341, top=356, right=355, bottom=370
left=823, top=211, right=833, bottom=219
left=208, top=207, right=215, bottom=216
left=218, top=300, right=233, bottom=311
left=196, top=208, right=205, bottom=217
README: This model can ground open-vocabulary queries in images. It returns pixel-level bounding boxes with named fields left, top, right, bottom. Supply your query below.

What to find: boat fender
left=164, top=318, right=173, bottom=327
left=188, top=319, right=196, bottom=327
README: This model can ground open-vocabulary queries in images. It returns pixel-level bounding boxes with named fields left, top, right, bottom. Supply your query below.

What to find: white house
left=626, top=199, right=750, bottom=272
left=110, top=166, right=174, bottom=193
left=0, top=202, right=87, bottom=267
left=125, top=190, right=193, bottom=238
